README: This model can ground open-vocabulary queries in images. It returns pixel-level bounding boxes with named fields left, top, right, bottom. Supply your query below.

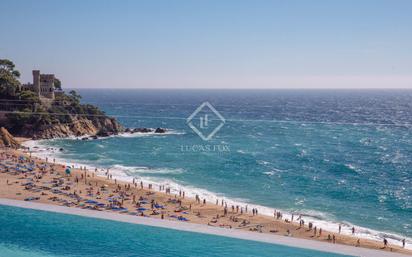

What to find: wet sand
left=0, top=146, right=411, bottom=256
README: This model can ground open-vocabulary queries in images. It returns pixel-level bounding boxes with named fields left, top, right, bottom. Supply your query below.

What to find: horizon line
left=66, top=87, right=412, bottom=90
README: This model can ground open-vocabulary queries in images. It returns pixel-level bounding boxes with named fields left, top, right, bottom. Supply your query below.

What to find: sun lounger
left=24, top=197, right=40, bottom=201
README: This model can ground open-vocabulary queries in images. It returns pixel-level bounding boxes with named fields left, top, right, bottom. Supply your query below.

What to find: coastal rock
left=0, top=127, right=20, bottom=148
left=11, top=116, right=124, bottom=140
left=155, top=128, right=166, bottom=133
left=133, top=128, right=153, bottom=133
left=96, top=129, right=111, bottom=137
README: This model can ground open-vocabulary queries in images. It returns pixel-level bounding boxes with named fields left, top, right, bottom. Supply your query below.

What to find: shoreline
left=0, top=198, right=409, bottom=257
left=22, top=137, right=412, bottom=249
left=1, top=144, right=411, bottom=256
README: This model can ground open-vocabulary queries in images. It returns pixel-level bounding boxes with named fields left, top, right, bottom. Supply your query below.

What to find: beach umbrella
left=65, top=167, right=71, bottom=175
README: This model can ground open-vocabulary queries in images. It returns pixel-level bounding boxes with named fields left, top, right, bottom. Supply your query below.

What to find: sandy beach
left=0, top=144, right=411, bottom=256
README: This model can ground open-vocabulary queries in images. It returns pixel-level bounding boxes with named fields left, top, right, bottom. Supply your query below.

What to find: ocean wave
left=25, top=129, right=186, bottom=142
left=115, top=129, right=186, bottom=138
left=263, top=171, right=275, bottom=176
left=257, top=160, right=271, bottom=166
left=236, top=149, right=258, bottom=156
left=263, top=168, right=284, bottom=177
left=111, top=164, right=185, bottom=175
left=344, top=163, right=361, bottom=173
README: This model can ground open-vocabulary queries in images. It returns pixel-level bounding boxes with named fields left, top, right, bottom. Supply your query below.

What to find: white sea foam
left=263, top=171, right=275, bottom=176
left=115, top=129, right=186, bottom=138
left=257, top=160, right=271, bottom=166
left=20, top=139, right=412, bottom=249
left=345, top=163, right=361, bottom=173
left=111, top=164, right=185, bottom=175
left=24, top=129, right=185, bottom=143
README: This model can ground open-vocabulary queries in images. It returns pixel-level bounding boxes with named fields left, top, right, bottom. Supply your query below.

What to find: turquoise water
left=30, top=89, right=412, bottom=245
left=0, top=205, right=350, bottom=257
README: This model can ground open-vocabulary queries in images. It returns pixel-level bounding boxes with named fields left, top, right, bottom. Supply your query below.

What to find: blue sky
left=1, top=0, right=412, bottom=88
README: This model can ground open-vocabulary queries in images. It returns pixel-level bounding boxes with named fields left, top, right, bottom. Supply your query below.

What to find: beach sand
left=0, top=144, right=411, bottom=256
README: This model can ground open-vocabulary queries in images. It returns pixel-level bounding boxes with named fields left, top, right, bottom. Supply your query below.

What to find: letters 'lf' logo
left=187, top=102, right=225, bottom=141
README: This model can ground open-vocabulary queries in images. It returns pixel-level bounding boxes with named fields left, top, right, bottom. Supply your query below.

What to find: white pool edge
left=0, top=198, right=409, bottom=257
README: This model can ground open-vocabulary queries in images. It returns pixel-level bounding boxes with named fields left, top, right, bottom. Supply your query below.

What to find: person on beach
left=352, top=226, right=355, bottom=235
left=384, top=238, right=388, bottom=248
left=402, top=239, right=406, bottom=248
left=339, top=224, right=341, bottom=234
left=65, top=166, right=71, bottom=176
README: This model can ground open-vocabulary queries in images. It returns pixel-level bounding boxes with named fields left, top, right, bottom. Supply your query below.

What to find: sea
left=0, top=205, right=351, bottom=257
left=24, top=89, right=412, bottom=248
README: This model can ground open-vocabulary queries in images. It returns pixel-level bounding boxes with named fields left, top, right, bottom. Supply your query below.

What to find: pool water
left=0, top=205, right=351, bottom=257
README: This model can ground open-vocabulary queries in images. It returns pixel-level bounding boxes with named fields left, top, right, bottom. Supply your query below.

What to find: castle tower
left=32, top=70, right=40, bottom=97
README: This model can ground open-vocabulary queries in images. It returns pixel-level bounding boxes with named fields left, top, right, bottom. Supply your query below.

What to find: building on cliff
left=22, top=70, right=56, bottom=99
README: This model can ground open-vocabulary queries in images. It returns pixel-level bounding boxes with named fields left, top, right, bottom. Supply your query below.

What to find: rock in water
left=133, top=128, right=153, bottom=133
left=155, top=128, right=166, bottom=133
left=96, top=129, right=111, bottom=137
left=0, top=127, right=20, bottom=148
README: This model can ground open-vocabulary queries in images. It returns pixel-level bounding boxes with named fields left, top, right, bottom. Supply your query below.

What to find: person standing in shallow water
left=402, top=238, right=405, bottom=248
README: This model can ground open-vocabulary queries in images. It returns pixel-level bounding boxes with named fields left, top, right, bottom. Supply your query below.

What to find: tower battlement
left=22, top=70, right=55, bottom=99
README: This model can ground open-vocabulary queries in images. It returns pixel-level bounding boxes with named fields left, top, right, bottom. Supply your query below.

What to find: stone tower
left=32, top=70, right=40, bottom=97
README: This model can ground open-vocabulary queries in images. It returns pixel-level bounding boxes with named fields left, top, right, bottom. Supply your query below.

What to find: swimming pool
left=0, top=205, right=351, bottom=257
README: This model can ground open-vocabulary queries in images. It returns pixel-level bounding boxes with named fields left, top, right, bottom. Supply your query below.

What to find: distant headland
left=0, top=59, right=123, bottom=140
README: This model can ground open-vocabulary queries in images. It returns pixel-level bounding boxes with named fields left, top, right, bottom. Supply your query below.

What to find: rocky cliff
left=14, top=116, right=124, bottom=139
left=0, top=127, right=20, bottom=148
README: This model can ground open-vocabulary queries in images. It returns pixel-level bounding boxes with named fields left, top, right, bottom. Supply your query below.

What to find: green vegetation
left=0, top=59, right=21, bottom=98
left=0, top=59, right=110, bottom=135
left=54, top=78, right=61, bottom=90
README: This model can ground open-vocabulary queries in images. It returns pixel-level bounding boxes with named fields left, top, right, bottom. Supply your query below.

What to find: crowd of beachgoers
left=0, top=146, right=410, bottom=255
